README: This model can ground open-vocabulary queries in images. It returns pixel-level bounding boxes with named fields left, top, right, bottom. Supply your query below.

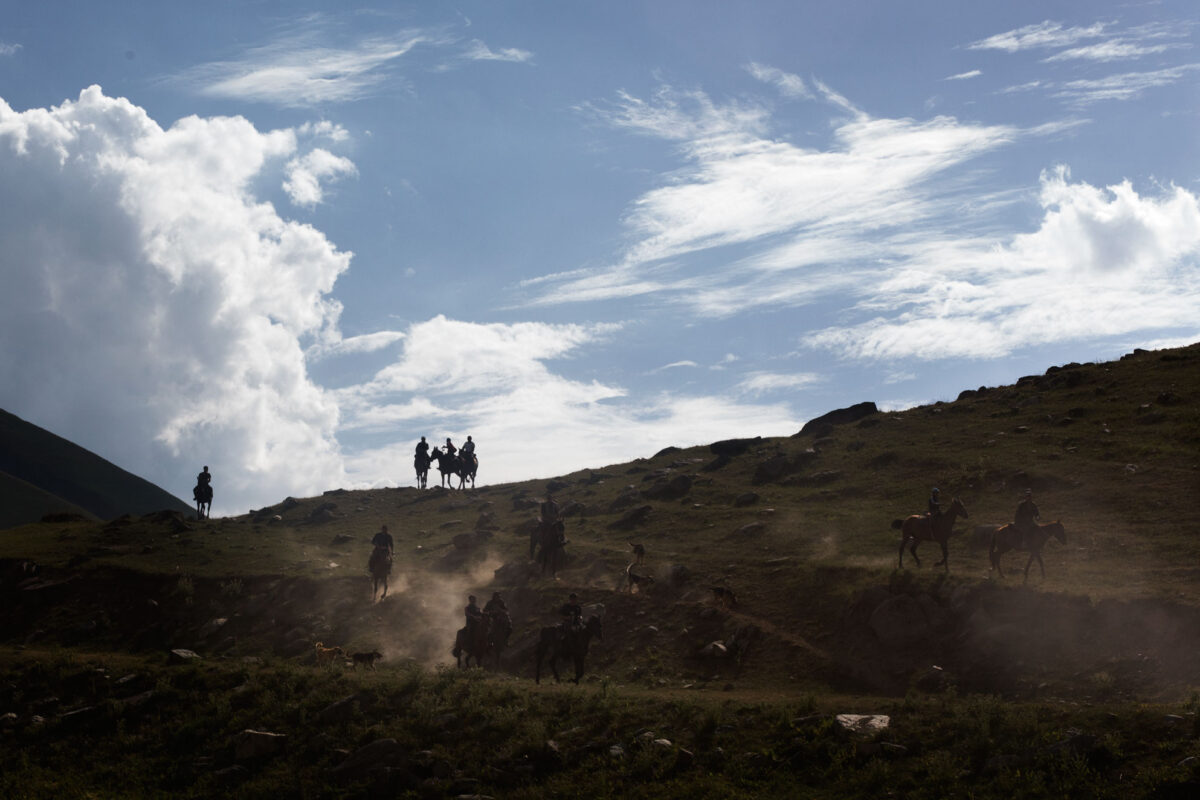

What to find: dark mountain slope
left=0, top=408, right=190, bottom=528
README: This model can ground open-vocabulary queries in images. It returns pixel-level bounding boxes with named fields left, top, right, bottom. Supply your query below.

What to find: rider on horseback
left=369, top=524, right=394, bottom=573
left=464, top=594, right=483, bottom=638
left=415, top=436, right=429, bottom=458
left=927, top=487, right=942, bottom=524
left=484, top=590, right=511, bottom=636
left=197, top=466, right=212, bottom=491
left=444, top=437, right=457, bottom=458
left=460, top=435, right=477, bottom=470
left=1014, top=489, right=1040, bottom=549
left=559, top=592, right=583, bottom=643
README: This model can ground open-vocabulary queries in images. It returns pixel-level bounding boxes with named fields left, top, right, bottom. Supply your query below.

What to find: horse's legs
left=897, top=537, right=907, bottom=568
left=936, top=538, right=949, bottom=571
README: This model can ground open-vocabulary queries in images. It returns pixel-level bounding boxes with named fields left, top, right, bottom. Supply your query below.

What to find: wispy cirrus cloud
left=1043, top=39, right=1187, bottom=63
left=462, top=39, right=533, bottom=63
left=173, top=16, right=530, bottom=107
left=745, top=62, right=812, bottom=98
left=530, top=82, right=1017, bottom=311
left=967, top=20, right=1109, bottom=53
left=944, top=69, right=982, bottom=81
left=0, top=42, right=21, bottom=57
left=1052, top=63, right=1200, bottom=103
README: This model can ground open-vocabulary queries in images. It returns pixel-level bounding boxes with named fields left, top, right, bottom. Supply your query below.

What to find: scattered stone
left=234, top=729, right=288, bottom=761
left=167, top=649, right=201, bottom=665
left=835, top=714, right=890, bottom=734
left=733, top=492, right=759, bottom=507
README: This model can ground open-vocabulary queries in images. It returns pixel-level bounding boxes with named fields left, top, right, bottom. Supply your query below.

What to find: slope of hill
left=0, top=408, right=191, bottom=529
left=1, top=343, right=1198, bottom=797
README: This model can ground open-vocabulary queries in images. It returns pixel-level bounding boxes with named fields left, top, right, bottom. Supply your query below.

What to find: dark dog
left=625, top=563, right=655, bottom=594
left=351, top=650, right=383, bottom=670
left=708, top=586, right=738, bottom=608
left=628, top=542, right=645, bottom=565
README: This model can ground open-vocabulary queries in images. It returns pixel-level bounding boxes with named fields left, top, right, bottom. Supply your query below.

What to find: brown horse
left=990, top=520, right=1066, bottom=580
left=368, top=545, right=391, bottom=601
left=894, top=497, right=969, bottom=572
left=535, top=615, right=602, bottom=684
left=453, top=615, right=492, bottom=669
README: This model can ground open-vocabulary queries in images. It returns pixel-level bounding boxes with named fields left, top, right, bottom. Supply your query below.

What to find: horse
left=429, top=447, right=460, bottom=489
left=193, top=483, right=212, bottom=520
left=457, top=452, right=478, bottom=489
left=453, top=616, right=492, bottom=669
left=990, top=521, right=1066, bottom=581
left=894, top=496, right=969, bottom=572
left=535, top=615, right=603, bottom=684
left=486, top=610, right=512, bottom=668
left=414, top=451, right=430, bottom=489
left=368, top=545, right=391, bottom=601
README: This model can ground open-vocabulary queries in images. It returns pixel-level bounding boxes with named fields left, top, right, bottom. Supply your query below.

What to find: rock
left=167, top=649, right=201, bottom=665
left=609, top=505, right=652, bottom=530
left=733, top=522, right=766, bottom=537
left=234, top=729, right=288, bottom=761
left=330, top=533, right=354, bottom=546
left=835, top=714, right=890, bottom=734
left=608, top=489, right=643, bottom=513
left=752, top=449, right=819, bottom=485
left=330, top=738, right=406, bottom=784
left=798, top=402, right=878, bottom=436
left=642, top=474, right=693, bottom=501
left=733, top=492, right=759, bottom=507
left=709, top=437, right=761, bottom=457
left=546, top=479, right=571, bottom=493
left=666, top=563, right=690, bottom=586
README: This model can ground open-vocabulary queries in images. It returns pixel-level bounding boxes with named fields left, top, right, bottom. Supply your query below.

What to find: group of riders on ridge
left=414, top=434, right=478, bottom=489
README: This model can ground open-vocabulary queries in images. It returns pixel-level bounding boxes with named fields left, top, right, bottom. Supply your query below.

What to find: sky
left=1, top=1, right=1198, bottom=515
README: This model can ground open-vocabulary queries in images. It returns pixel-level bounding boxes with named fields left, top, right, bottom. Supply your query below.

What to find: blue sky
left=2, top=1, right=1198, bottom=514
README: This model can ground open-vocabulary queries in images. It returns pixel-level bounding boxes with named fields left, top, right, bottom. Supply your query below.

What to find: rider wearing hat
left=1014, top=489, right=1040, bottom=548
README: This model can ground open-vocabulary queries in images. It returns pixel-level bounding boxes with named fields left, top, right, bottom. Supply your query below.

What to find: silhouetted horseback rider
left=460, top=435, right=477, bottom=470
left=484, top=591, right=511, bottom=635
left=464, top=594, right=483, bottom=638
left=444, top=438, right=457, bottom=458
left=193, top=466, right=213, bottom=512
left=559, top=592, right=583, bottom=643
left=415, top=436, right=429, bottom=458
left=927, top=487, right=942, bottom=526
left=1014, top=489, right=1040, bottom=549
left=368, top=524, right=394, bottom=574
left=541, top=493, right=560, bottom=525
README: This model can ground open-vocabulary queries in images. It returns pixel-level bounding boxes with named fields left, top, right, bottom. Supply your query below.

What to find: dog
left=708, top=586, right=738, bottom=609
left=625, top=563, right=655, bottom=594
left=314, top=642, right=344, bottom=666
left=350, top=650, right=383, bottom=671
left=628, top=542, right=646, bottom=565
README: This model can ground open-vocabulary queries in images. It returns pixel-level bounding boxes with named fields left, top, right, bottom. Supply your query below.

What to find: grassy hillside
left=0, top=408, right=191, bottom=529
left=1, top=342, right=1198, bottom=797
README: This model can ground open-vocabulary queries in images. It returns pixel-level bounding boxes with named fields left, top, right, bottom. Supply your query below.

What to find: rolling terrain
left=1, top=343, right=1198, bottom=797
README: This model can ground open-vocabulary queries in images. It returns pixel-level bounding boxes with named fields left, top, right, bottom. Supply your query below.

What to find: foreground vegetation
left=3, top=648, right=1200, bottom=799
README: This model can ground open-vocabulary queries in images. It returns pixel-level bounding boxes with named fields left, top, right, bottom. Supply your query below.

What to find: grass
left=1, top=342, right=1199, bottom=796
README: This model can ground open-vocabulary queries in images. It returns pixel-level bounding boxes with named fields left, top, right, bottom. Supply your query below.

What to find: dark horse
left=532, top=517, right=567, bottom=578
left=193, top=483, right=212, bottom=520
left=990, top=520, right=1066, bottom=580
left=894, top=496, right=969, bottom=572
left=429, top=447, right=460, bottom=489
left=535, top=615, right=603, bottom=684
left=457, top=452, right=478, bottom=489
left=368, top=545, right=391, bottom=601
left=414, top=450, right=430, bottom=490
left=453, top=616, right=492, bottom=668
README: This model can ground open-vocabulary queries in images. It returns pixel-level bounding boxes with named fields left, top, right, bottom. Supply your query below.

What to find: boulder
left=798, top=402, right=878, bottom=436
left=235, top=729, right=288, bottom=761
left=642, top=474, right=693, bottom=501
left=167, top=649, right=201, bottom=665
left=709, top=437, right=761, bottom=457
left=609, top=505, right=652, bottom=530
left=733, top=492, right=759, bottom=507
